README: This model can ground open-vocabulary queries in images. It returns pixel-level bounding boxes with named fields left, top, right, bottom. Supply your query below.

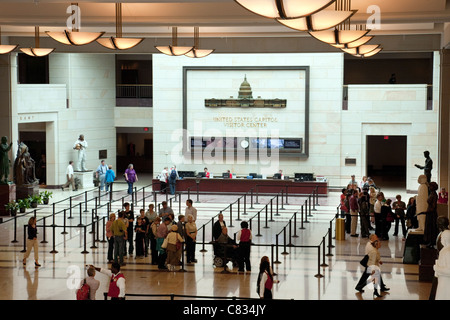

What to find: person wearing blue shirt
left=105, top=165, right=116, bottom=192
left=96, top=160, right=108, bottom=191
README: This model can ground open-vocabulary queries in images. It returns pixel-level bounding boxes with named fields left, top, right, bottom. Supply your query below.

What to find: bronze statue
left=13, top=142, right=38, bottom=186
left=415, top=151, right=433, bottom=183
left=0, top=136, right=13, bottom=184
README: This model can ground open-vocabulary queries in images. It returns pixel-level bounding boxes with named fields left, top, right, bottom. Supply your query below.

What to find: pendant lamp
left=155, top=27, right=193, bottom=56
left=277, top=1, right=356, bottom=32
left=97, top=3, right=144, bottom=50
left=0, top=27, right=18, bottom=54
left=184, top=27, right=214, bottom=58
left=20, top=26, right=55, bottom=57
left=234, top=0, right=337, bottom=19
left=46, top=3, right=104, bottom=46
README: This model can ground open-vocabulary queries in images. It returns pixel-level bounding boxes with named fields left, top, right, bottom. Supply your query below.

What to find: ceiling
left=0, top=0, right=449, bottom=54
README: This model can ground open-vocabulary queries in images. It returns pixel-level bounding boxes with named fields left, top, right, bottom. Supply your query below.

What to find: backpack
left=76, top=279, right=90, bottom=300
left=169, top=170, right=177, bottom=180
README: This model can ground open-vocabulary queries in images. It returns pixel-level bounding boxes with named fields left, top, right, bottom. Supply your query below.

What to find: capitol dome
left=238, top=75, right=253, bottom=99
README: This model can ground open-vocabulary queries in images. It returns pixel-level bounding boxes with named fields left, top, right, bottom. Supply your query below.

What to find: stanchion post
left=84, top=191, right=89, bottom=212
left=274, top=234, right=281, bottom=264
left=11, top=214, right=18, bottom=243
left=315, top=246, right=324, bottom=278
left=281, top=227, right=288, bottom=255
left=256, top=212, right=262, bottom=237
left=41, top=217, right=48, bottom=244
left=61, top=209, right=68, bottom=234
left=81, top=226, right=89, bottom=254
left=321, top=237, right=328, bottom=267
left=50, top=222, right=58, bottom=254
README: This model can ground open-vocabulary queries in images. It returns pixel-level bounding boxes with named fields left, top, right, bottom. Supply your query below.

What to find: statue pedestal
left=74, top=171, right=94, bottom=189
left=0, top=183, right=16, bottom=216
left=403, top=231, right=425, bottom=264
left=16, top=183, right=39, bottom=200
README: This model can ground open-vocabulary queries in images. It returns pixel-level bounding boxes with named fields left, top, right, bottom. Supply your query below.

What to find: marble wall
left=153, top=52, right=440, bottom=190
left=12, top=53, right=116, bottom=185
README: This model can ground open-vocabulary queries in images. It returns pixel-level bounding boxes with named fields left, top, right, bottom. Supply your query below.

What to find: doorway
left=19, top=130, right=46, bottom=185
left=366, top=135, right=407, bottom=189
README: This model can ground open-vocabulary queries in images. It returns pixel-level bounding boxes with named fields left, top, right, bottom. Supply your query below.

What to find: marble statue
left=73, top=134, right=88, bottom=172
left=13, top=142, right=38, bottom=186
left=415, top=151, right=433, bottom=183
left=437, top=217, right=450, bottom=251
left=0, top=136, right=12, bottom=184
left=415, top=174, right=428, bottom=233
left=433, top=230, right=450, bottom=300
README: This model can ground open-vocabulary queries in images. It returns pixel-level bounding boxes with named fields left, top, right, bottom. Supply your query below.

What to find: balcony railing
left=116, top=84, right=153, bottom=99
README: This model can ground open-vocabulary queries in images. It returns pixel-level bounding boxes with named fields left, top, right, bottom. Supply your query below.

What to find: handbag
left=360, top=254, right=369, bottom=268
left=176, top=240, right=182, bottom=251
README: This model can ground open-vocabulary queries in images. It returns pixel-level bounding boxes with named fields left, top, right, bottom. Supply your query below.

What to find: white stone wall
left=153, top=53, right=344, bottom=180
left=153, top=52, right=439, bottom=190
left=12, top=53, right=117, bottom=185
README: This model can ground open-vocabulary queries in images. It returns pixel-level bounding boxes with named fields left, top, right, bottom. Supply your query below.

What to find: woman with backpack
left=168, top=166, right=179, bottom=195
left=257, top=259, right=274, bottom=299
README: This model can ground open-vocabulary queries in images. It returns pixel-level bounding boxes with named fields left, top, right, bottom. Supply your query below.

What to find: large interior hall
left=1, top=0, right=450, bottom=307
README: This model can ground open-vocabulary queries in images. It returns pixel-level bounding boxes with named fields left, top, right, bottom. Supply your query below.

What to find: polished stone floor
left=0, top=176, right=433, bottom=301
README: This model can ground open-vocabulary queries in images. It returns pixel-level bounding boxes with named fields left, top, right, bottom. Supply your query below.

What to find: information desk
left=152, top=178, right=328, bottom=195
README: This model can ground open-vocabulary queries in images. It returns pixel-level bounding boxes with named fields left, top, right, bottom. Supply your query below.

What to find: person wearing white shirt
left=159, top=167, right=169, bottom=194
left=90, top=263, right=126, bottom=300
left=61, top=161, right=76, bottom=191
left=96, top=160, right=108, bottom=191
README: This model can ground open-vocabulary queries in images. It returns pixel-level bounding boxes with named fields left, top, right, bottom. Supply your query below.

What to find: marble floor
left=0, top=176, right=434, bottom=302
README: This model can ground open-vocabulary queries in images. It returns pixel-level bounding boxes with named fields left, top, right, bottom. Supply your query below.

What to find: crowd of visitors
left=339, top=175, right=445, bottom=242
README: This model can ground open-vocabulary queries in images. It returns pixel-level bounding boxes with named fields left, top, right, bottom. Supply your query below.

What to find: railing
left=116, top=84, right=153, bottom=99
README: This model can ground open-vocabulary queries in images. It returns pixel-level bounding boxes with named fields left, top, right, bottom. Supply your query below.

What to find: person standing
left=145, top=203, right=158, bottom=223
left=106, top=213, right=116, bottom=263
left=150, top=217, right=161, bottom=265
left=373, top=192, right=384, bottom=239
left=159, top=201, right=174, bottom=218
left=61, top=161, right=76, bottom=191
left=105, top=165, right=116, bottom=192
left=123, top=202, right=134, bottom=257
left=185, top=214, right=197, bottom=263
left=349, top=189, right=360, bottom=237
left=168, top=166, right=179, bottom=195
left=159, top=167, right=169, bottom=194
left=358, top=188, right=370, bottom=238
left=124, top=164, right=138, bottom=195
left=96, top=160, right=108, bottom=191
left=156, top=217, right=171, bottom=270
left=139, top=209, right=150, bottom=257
left=73, top=134, right=88, bottom=172
left=185, top=199, right=197, bottom=221
left=134, top=217, right=146, bottom=259
left=237, top=221, right=252, bottom=272
left=90, top=263, right=125, bottom=300
left=393, top=194, right=407, bottom=239
left=166, top=225, right=184, bottom=271
left=258, top=259, right=273, bottom=299
left=112, top=211, right=127, bottom=266
left=80, top=266, right=100, bottom=300
left=438, top=187, right=448, bottom=204
left=22, top=217, right=40, bottom=267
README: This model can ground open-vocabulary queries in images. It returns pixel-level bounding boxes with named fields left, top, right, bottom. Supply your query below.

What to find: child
left=135, top=217, right=146, bottom=258
left=237, top=221, right=252, bottom=272
left=105, top=165, right=116, bottom=192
